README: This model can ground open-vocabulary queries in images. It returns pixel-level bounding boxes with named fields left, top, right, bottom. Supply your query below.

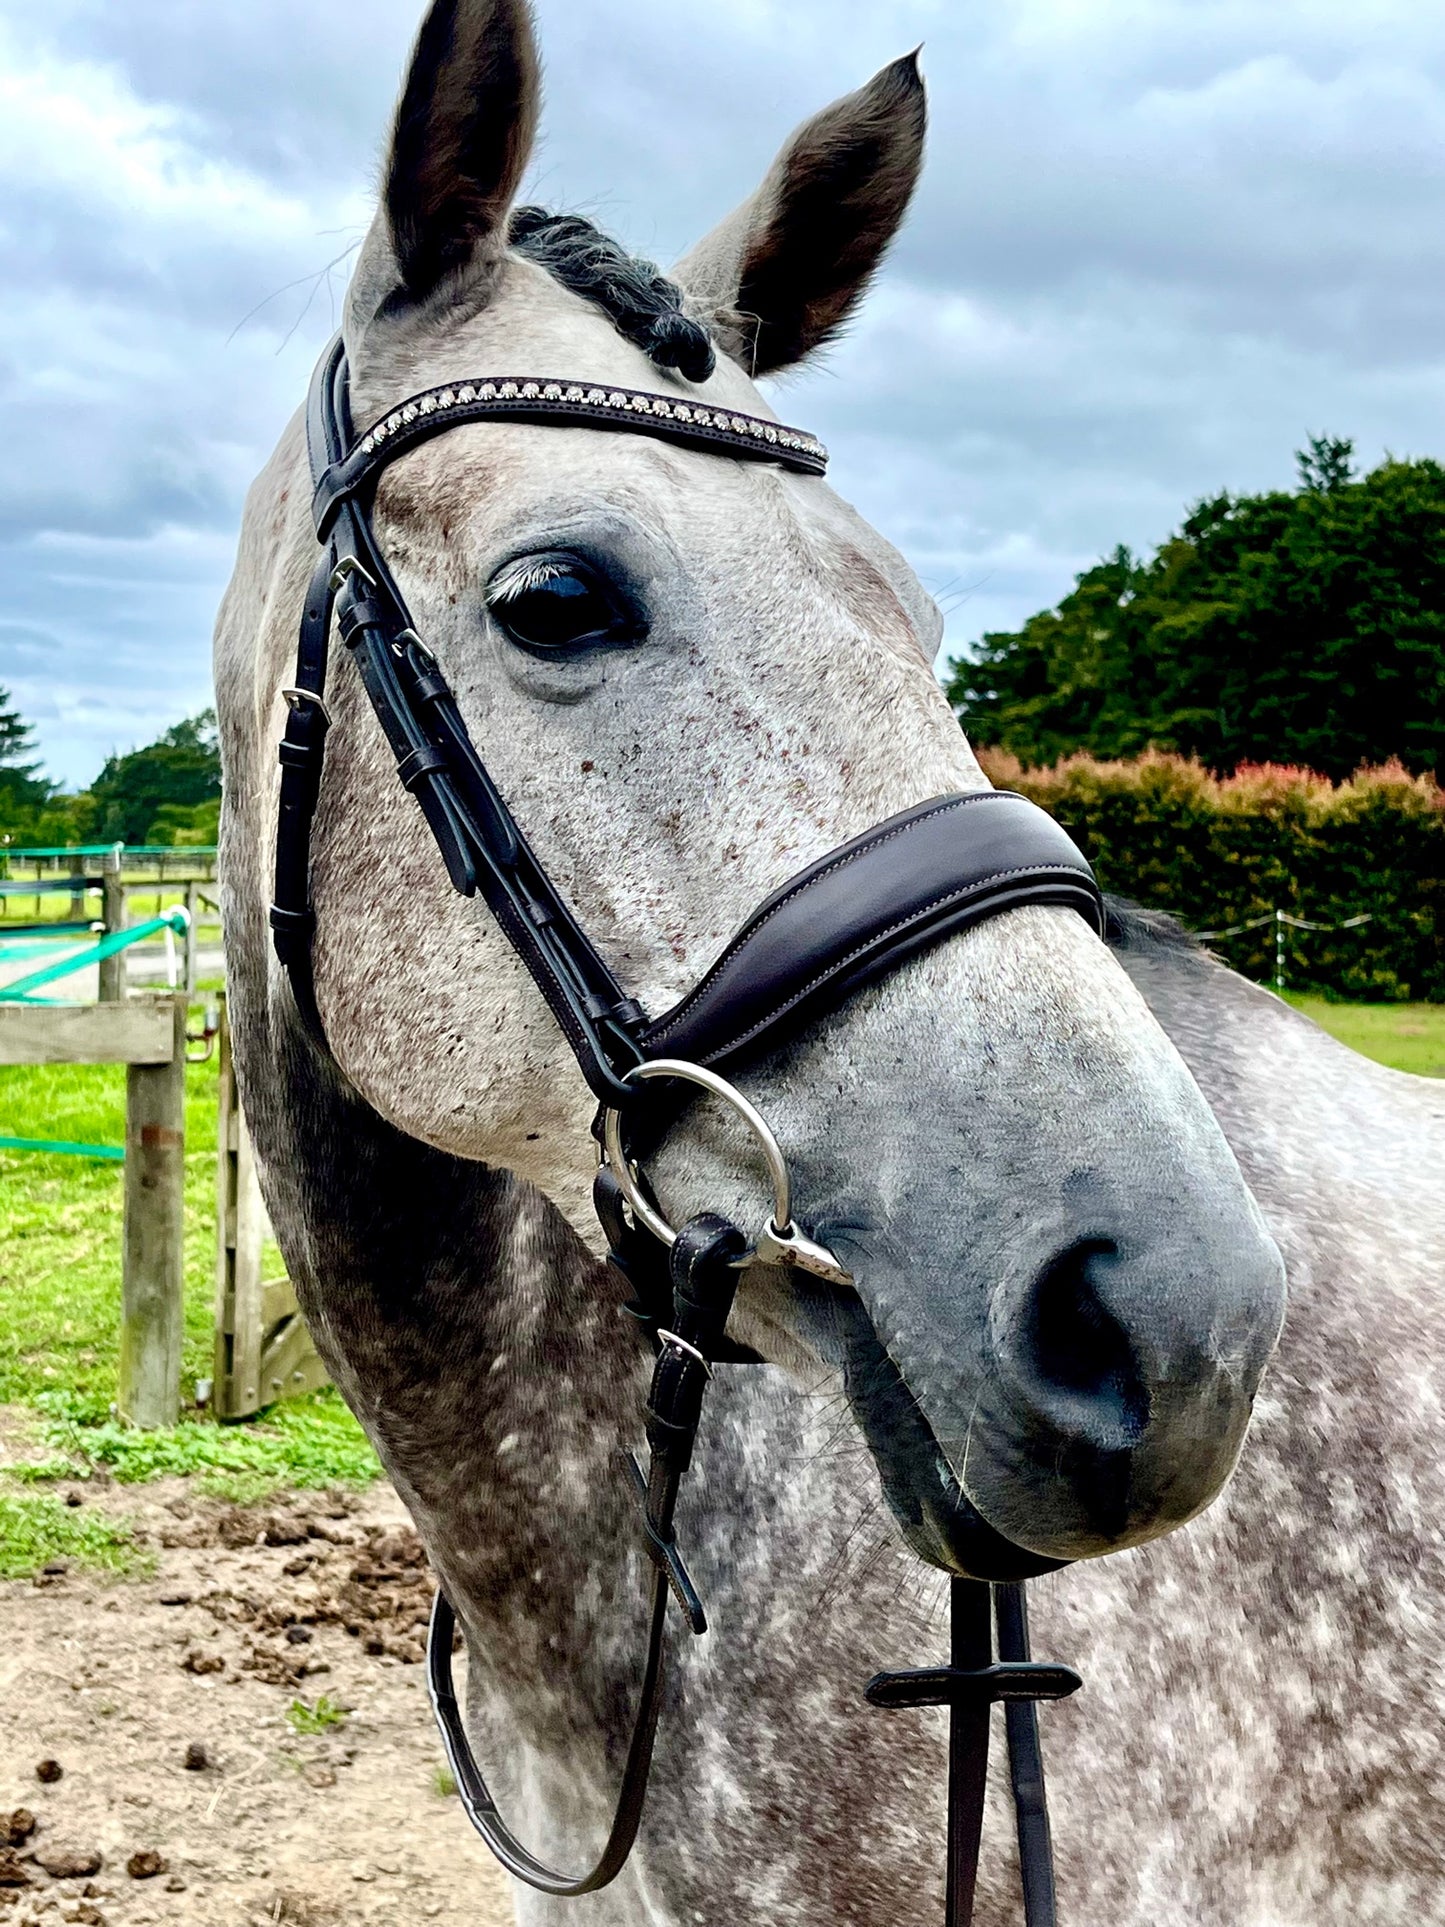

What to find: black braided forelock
left=508, top=207, right=716, bottom=385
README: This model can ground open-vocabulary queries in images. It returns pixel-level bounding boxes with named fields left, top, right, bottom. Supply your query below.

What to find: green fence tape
left=0, top=1135, right=124, bottom=1162
left=0, top=932, right=96, bottom=964
left=0, top=910, right=188, bottom=1003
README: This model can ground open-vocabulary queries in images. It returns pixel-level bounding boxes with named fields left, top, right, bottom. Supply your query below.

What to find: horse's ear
left=383, top=0, right=540, bottom=305
left=671, top=55, right=926, bottom=376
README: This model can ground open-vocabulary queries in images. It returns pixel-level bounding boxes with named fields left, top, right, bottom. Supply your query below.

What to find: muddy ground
left=1, top=1476, right=516, bottom=1927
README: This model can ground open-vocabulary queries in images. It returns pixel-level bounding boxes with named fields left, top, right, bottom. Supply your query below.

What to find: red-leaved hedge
left=976, top=750, right=1445, bottom=1002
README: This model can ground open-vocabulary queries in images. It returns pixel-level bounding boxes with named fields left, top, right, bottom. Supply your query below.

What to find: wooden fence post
left=118, top=994, right=186, bottom=1428
left=213, top=996, right=327, bottom=1419
left=214, top=996, right=263, bottom=1417
left=99, top=845, right=126, bottom=1003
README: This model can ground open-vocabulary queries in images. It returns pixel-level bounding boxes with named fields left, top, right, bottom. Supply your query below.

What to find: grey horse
left=213, top=2, right=1352, bottom=1919
left=1025, top=913, right=1445, bottom=1927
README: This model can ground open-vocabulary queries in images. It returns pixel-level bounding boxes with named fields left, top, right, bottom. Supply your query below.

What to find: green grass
left=29, top=1388, right=380, bottom=1499
left=1280, top=993, right=1445, bottom=1078
left=286, top=1694, right=349, bottom=1735
left=0, top=1041, right=381, bottom=1505
left=0, top=1493, right=151, bottom=1580
left=0, top=1053, right=222, bottom=1402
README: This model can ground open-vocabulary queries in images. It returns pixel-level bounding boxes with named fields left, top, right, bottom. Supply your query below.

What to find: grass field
left=1280, top=993, right=1445, bottom=1078
left=0, top=1025, right=381, bottom=1526
left=2, top=987, right=1439, bottom=1573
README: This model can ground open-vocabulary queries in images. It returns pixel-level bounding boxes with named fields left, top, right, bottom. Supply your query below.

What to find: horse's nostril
left=1016, top=1238, right=1150, bottom=1451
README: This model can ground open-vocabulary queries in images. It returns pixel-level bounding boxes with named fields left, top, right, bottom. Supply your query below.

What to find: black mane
left=1104, top=897, right=1209, bottom=960
left=508, top=207, right=716, bottom=385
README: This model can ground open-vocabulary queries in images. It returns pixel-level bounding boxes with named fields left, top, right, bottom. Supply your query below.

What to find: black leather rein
left=273, top=332, right=1099, bottom=1924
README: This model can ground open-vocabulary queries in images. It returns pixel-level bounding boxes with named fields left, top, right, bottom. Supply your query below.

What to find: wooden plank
left=211, top=993, right=328, bottom=1420
left=184, top=881, right=198, bottom=994
left=118, top=996, right=187, bottom=1428
left=261, top=1275, right=298, bottom=1331
left=0, top=1003, right=173, bottom=1067
left=228, top=1107, right=268, bottom=1412
left=213, top=998, right=265, bottom=1419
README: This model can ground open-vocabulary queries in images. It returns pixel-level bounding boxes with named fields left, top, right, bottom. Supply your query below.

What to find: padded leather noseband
left=647, top=791, right=1101, bottom=1067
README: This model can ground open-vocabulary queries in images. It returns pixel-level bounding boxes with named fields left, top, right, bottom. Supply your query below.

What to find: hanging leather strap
left=425, top=1214, right=747, bottom=1893
left=867, top=1582, right=1082, bottom=1926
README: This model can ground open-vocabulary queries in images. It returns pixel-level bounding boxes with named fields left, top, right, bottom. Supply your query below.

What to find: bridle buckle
left=282, top=687, right=332, bottom=725
left=328, top=554, right=377, bottom=595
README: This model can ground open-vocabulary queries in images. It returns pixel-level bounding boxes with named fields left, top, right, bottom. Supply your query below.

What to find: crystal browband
left=311, top=375, right=829, bottom=535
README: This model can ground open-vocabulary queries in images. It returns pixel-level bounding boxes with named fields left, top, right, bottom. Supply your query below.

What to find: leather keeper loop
left=278, top=736, right=320, bottom=772
left=397, top=743, right=450, bottom=791
left=668, top=1215, right=747, bottom=1359
left=268, top=903, right=316, bottom=964
left=411, top=670, right=451, bottom=706
left=337, top=593, right=385, bottom=642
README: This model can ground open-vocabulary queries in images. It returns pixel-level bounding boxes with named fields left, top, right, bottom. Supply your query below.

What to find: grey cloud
left=1, top=0, right=1441, bottom=786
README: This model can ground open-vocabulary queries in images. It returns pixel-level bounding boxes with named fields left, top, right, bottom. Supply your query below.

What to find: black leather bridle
left=272, top=333, right=1100, bottom=1924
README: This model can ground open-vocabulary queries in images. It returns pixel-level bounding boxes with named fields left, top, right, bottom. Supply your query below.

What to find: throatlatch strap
left=268, top=545, right=337, bottom=1043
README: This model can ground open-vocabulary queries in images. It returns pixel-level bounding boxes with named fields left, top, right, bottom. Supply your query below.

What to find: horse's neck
left=239, top=1012, right=645, bottom=1615
left=1116, top=938, right=1445, bottom=1285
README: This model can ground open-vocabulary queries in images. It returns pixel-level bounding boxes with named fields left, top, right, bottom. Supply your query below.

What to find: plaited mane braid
left=509, top=207, right=716, bottom=384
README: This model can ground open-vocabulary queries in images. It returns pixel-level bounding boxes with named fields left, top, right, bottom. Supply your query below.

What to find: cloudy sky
left=2, top=0, right=1441, bottom=786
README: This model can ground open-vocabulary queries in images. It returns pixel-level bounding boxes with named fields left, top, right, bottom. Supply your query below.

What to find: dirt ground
left=1, top=1477, right=516, bottom=1927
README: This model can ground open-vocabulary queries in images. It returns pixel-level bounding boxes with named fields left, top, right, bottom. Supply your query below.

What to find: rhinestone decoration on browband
left=356, top=377, right=828, bottom=466
left=309, top=373, right=830, bottom=538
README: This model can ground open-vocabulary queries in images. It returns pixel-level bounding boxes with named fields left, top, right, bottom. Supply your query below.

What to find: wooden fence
left=1, top=861, right=216, bottom=996
left=0, top=997, right=188, bottom=1428
left=2, top=989, right=327, bottom=1427
left=1, top=844, right=218, bottom=885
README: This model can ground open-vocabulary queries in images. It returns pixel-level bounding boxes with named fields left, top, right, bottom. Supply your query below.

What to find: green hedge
left=977, top=751, right=1445, bottom=1002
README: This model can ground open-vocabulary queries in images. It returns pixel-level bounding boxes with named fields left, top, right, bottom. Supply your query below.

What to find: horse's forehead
left=351, top=258, right=769, bottom=426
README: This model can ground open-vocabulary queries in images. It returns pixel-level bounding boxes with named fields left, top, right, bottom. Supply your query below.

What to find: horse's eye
left=486, top=553, right=639, bottom=655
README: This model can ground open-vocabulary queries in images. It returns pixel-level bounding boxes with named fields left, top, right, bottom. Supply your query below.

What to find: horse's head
left=227, top=0, right=1284, bottom=1575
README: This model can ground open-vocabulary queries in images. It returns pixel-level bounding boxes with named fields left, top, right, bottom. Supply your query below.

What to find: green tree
left=89, top=710, right=221, bottom=845
left=0, top=687, right=57, bottom=843
left=947, top=444, right=1445, bottom=779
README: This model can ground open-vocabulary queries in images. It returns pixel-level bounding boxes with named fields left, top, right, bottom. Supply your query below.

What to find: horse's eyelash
left=486, top=558, right=574, bottom=607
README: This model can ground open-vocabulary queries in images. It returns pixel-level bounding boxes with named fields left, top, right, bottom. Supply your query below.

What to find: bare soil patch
left=0, top=1477, right=515, bottom=1927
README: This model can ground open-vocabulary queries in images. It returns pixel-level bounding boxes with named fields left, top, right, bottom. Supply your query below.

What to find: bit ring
left=601, top=1058, right=793, bottom=1252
